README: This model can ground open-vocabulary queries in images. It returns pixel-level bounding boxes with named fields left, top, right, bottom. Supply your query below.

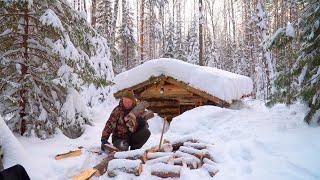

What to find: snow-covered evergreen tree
left=96, top=0, right=113, bottom=41
left=254, top=0, right=275, bottom=99
left=295, top=0, right=320, bottom=124
left=117, top=0, right=137, bottom=71
left=186, top=15, right=199, bottom=64
left=173, top=0, right=185, bottom=61
left=268, top=22, right=298, bottom=105
left=0, top=0, right=113, bottom=139
left=163, top=17, right=175, bottom=58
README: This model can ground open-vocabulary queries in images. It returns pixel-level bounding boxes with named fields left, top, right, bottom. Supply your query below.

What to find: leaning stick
left=159, top=117, right=167, bottom=149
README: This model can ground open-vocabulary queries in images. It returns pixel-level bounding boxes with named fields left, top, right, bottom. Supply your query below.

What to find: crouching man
left=101, top=90, right=151, bottom=151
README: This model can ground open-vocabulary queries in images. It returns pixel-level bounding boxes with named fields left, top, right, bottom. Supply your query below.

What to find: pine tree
left=163, top=17, right=175, bottom=58
left=295, top=0, right=320, bottom=125
left=0, top=0, right=113, bottom=138
left=172, top=0, right=185, bottom=61
left=96, top=0, right=113, bottom=47
left=255, top=0, right=275, bottom=99
left=118, top=0, right=137, bottom=71
left=268, top=22, right=299, bottom=105
left=186, top=15, right=199, bottom=64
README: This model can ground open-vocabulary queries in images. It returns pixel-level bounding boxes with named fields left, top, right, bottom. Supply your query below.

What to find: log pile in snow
left=71, top=138, right=219, bottom=179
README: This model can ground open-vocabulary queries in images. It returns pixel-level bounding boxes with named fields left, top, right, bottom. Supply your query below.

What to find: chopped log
left=93, top=153, right=115, bottom=176
left=202, top=158, right=217, bottom=166
left=162, top=143, right=173, bottom=152
left=146, top=155, right=174, bottom=165
left=174, top=151, right=201, bottom=165
left=202, top=163, right=219, bottom=177
left=114, top=149, right=147, bottom=162
left=178, top=146, right=208, bottom=160
left=147, top=152, right=174, bottom=160
left=71, top=168, right=97, bottom=180
left=173, top=157, right=198, bottom=169
left=203, top=151, right=217, bottom=163
left=102, top=144, right=120, bottom=153
left=150, top=163, right=181, bottom=178
left=146, top=143, right=173, bottom=153
left=55, top=149, right=82, bottom=160
left=170, top=138, right=199, bottom=151
left=107, top=159, right=142, bottom=177
left=183, top=142, right=211, bottom=150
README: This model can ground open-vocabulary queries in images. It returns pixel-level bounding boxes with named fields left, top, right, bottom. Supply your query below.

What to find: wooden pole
left=159, top=117, right=167, bottom=149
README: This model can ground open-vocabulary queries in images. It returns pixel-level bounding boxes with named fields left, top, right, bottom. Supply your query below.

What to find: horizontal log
left=202, top=163, right=219, bottom=177
left=146, top=155, right=174, bottom=165
left=174, top=151, right=201, bottom=165
left=114, top=149, right=147, bottom=163
left=140, top=84, right=194, bottom=99
left=147, top=152, right=175, bottom=160
left=146, top=143, right=173, bottom=153
left=147, top=100, right=179, bottom=107
left=150, top=163, right=181, bottom=178
left=173, top=157, right=198, bottom=169
left=183, top=142, right=211, bottom=150
left=107, top=159, right=143, bottom=177
left=55, top=149, right=82, bottom=160
left=202, top=158, right=218, bottom=166
left=203, top=151, right=217, bottom=163
left=178, top=146, right=208, bottom=160
left=148, top=107, right=180, bottom=114
left=170, top=138, right=199, bottom=151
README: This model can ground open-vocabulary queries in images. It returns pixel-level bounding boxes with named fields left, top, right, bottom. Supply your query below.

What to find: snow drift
left=164, top=101, right=320, bottom=180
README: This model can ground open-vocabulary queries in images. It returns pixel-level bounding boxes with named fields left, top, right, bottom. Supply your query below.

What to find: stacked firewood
left=72, top=138, right=219, bottom=179
left=145, top=138, right=219, bottom=178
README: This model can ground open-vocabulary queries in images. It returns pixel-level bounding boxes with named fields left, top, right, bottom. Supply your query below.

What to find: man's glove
left=101, top=138, right=110, bottom=151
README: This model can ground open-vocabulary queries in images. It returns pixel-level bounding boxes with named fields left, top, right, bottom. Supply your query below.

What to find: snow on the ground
left=165, top=100, right=320, bottom=180
left=113, top=58, right=253, bottom=103
left=1, top=99, right=320, bottom=180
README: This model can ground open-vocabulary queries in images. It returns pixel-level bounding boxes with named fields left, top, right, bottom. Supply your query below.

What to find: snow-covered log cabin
left=113, top=59, right=253, bottom=120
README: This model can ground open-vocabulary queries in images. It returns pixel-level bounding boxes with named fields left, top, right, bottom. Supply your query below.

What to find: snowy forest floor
left=15, top=100, right=320, bottom=180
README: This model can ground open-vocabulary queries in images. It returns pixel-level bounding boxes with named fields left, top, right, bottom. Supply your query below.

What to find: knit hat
left=121, top=90, right=135, bottom=100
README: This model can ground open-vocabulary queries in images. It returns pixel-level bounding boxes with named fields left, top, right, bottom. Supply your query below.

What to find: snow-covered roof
left=114, top=58, right=253, bottom=103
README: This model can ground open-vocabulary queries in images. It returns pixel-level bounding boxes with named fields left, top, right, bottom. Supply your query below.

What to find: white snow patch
left=5, top=99, right=319, bottom=180
left=0, top=117, right=46, bottom=179
left=40, top=9, right=64, bottom=31
left=286, top=22, right=295, bottom=38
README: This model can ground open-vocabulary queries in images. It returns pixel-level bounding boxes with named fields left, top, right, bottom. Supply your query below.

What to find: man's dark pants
left=0, top=164, right=30, bottom=180
left=113, top=126, right=151, bottom=151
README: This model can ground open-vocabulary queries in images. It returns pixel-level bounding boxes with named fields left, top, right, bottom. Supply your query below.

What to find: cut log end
left=107, top=159, right=143, bottom=177
left=150, top=163, right=181, bottom=178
